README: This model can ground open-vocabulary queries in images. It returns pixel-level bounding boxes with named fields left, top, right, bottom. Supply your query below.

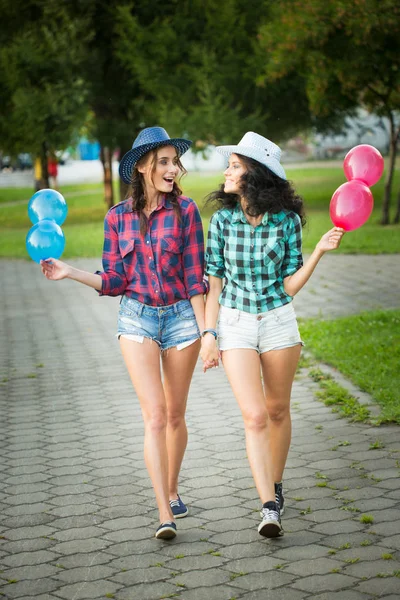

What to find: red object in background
left=343, top=144, right=384, bottom=187
left=48, top=157, right=58, bottom=177
left=330, top=180, right=374, bottom=231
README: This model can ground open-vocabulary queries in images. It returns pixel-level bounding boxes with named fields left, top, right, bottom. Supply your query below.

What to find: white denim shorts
left=217, top=302, right=303, bottom=354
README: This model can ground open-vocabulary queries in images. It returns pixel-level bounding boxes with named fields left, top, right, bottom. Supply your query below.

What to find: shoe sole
left=258, top=520, right=283, bottom=538
left=155, top=527, right=177, bottom=540
left=173, top=509, right=189, bottom=519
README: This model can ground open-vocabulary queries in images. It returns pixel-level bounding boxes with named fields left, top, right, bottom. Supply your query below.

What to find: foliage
left=258, top=0, right=400, bottom=223
left=114, top=0, right=314, bottom=145
left=0, top=0, right=90, bottom=157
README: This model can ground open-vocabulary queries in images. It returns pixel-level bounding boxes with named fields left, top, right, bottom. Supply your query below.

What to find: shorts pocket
left=218, top=307, right=240, bottom=327
left=176, top=302, right=196, bottom=321
left=119, top=297, right=141, bottom=318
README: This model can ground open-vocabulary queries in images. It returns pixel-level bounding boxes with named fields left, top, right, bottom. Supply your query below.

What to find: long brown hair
left=128, top=147, right=186, bottom=235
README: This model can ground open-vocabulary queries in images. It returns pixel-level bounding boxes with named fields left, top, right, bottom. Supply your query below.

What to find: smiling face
left=223, top=153, right=247, bottom=195
left=138, top=145, right=180, bottom=198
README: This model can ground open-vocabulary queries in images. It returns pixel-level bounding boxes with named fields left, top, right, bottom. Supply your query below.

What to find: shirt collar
left=231, top=203, right=287, bottom=225
left=124, top=194, right=173, bottom=213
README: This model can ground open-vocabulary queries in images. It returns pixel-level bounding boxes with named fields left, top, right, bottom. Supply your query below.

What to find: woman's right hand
left=40, top=258, right=71, bottom=281
left=200, top=334, right=220, bottom=372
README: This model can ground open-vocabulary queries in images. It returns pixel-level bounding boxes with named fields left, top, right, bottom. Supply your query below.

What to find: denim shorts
left=217, top=302, right=303, bottom=354
left=117, top=296, right=200, bottom=351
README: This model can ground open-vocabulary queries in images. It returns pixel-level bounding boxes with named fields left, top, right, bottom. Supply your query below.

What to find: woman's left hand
left=316, top=227, right=345, bottom=253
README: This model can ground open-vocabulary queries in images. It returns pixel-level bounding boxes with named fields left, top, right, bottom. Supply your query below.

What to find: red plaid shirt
left=97, top=195, right=207, bottom=306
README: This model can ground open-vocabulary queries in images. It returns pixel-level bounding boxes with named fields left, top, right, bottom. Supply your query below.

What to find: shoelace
left=261, top=507, right=280, bottom=522
left=170, top=499, right=180, bottom=508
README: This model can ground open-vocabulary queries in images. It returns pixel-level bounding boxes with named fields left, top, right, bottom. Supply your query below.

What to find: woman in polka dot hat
left=200, top=131, right=345, bottom=538
left=41, top=126, right=208, bottom=540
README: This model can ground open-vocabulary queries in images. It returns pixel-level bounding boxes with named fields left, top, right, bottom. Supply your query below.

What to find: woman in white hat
left=200, top=132, right=344, bottom=538
left=41, top=126, right=207, bottom=540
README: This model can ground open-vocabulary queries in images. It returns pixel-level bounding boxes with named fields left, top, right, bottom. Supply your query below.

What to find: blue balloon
left=28, top=188, right=68, bottom=225
left=26, top=219, right=66, bottom=263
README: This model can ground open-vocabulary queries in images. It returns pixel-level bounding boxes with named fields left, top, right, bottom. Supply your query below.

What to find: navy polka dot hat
left=119, top=126, right=192, bottom=184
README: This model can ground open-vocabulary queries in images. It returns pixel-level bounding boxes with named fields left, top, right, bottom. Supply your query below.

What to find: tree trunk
left=381, top=114, right=398, bottom=225
left=394, top=178, right=400, bottom=224
left=100, top=145, right=114, bottom=209
left=40, top=142, right=49, bottom=189
left=118, top=142, right=132, bottom=202
left=392, top=126, right=400, bottom=224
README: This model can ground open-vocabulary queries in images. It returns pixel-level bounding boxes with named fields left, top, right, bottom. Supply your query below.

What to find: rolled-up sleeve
left=281, top=213, right=303, bottom=278
left=205, top=213, right=225, bottom=278
left=182, top=201, right=207, bottom=298
left=95, top=210, right=128, bottom=296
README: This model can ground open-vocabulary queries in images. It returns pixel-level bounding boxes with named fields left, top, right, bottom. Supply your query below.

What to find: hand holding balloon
left=316, top=227, right=345, bottom=253
left=40, top=258, right=71, bottom=281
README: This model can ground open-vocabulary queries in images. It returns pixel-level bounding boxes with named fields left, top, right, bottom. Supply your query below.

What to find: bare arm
left=200, top=275, right=223, bottom=371
left=40, top=259, right=103, bottom=291
left=283, top=227, right=345, bottom=297
left=190, top=293, right=206, bottom=334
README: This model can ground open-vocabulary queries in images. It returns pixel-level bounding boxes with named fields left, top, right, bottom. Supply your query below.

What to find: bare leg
left=162, top=340, right=200, bottom=499
left=260, top=345, right=302, bottom=483
left=221, top=349, right=275, bottom=504
left=119, top=337, right=173, bottom=524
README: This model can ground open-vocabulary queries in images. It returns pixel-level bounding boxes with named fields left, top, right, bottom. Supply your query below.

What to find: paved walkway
left=1, top=257, right=399, bottom=600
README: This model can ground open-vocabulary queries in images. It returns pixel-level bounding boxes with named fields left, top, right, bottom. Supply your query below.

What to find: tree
left=258, top=0, right=400, bottom=224
left=0, top=0, right=90, bottom=188
left=114, top=0, right=315, bottom=147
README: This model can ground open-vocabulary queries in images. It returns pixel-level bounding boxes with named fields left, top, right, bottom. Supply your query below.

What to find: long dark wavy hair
left=206, top=154, right=306, bottom=226
left=127, top=147, right=186, bottom=235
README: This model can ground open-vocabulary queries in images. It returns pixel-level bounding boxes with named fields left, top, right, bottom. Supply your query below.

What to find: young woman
left=41, top=126, right=207, bottom=540
left=200, top=131, right=344, bottom=538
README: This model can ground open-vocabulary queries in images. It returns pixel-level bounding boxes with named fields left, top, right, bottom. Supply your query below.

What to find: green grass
left=299, top=310, right=400, bottom=423
left=1, top=167, right=399, bottom=258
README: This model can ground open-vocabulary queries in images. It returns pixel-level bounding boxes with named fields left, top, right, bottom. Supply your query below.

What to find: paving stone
left=53, top=580, right=122, bottom=600
left=2, top=256, right=400, bottom=600
left=292, top=573, right=359, bottom=593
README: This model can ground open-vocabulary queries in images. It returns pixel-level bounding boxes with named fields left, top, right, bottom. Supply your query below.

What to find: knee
left=243, top=409, right=269, bottom=433
left=145, top=410, right=167, bottom=434
left=167, top=410, right=186, bottom=431
left=267, top=401, right=290, bottom=424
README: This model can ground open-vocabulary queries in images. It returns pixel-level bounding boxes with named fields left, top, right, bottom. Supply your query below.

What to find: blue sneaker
left=155, top=521, right=177, bottom=540
left=169, top=495, right=188, bottom=518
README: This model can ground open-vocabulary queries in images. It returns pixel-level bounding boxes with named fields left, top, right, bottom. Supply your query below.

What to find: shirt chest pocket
left=263, top=239, right=284, bottom=274
left=160, top=237, right=183, bottom=277
left=118, top=239, right=137, bottom=281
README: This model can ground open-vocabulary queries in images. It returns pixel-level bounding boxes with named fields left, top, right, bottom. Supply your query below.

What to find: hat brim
left=119, top=138, right=192, bottom=184
left=216, top=145, right=286, bottom=181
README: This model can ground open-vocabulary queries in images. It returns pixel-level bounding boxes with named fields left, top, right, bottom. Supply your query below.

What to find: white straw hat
left=216, top=131, right=286, bottom=180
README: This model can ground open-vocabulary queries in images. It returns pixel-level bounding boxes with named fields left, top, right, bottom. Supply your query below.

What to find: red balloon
left=343, top=144, right=384, bottom=187
left=330, top=180, right=374, bottom=231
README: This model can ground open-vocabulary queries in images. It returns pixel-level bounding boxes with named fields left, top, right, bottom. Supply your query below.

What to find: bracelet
left=201, top=328, right=218, bottom=339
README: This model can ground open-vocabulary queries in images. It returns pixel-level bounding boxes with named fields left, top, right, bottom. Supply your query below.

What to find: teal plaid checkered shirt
left=205, top=205, right=303, bottom=314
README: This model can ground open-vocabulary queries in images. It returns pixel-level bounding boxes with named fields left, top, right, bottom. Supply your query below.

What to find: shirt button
left=257, top=315, right=262, bottom=321
left=146, top=240, right=149, bottom=244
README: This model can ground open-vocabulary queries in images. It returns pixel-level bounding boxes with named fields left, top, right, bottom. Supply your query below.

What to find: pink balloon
left=330, top=180, right=374, bottom=231
left=343, top=144, right=384, bottom=187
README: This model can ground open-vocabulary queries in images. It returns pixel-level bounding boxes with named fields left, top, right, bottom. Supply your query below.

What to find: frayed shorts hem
left=118, top=333, right=199, bottom=352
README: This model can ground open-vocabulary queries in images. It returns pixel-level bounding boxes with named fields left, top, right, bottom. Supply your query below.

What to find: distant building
left=312, top=109, right=392, bottom=159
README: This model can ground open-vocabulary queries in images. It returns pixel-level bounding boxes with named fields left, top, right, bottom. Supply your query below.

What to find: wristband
left=201, top=328, right=218, bottom=339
